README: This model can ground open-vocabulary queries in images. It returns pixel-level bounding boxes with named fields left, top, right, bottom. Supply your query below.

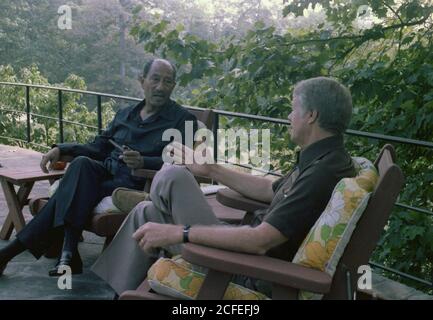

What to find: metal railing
left=0, top=81, right=432, bottom=291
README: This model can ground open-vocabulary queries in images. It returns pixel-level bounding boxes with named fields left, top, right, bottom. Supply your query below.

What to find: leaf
left=131, top=5, right=142, bottom=15
left=321, top=225, right=332, bottom=242
left=153, top=20, right=170, bottom=33
left=406, top=226, right=425, bottom=241
left=254, top=21, right=265, bottom=30
left=331, top=223, right=347, bottom=239
left=180, top=276, right=193, bottom=289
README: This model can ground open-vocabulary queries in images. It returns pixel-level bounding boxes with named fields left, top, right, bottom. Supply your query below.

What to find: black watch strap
left=183, top=225, right=191, bottom=243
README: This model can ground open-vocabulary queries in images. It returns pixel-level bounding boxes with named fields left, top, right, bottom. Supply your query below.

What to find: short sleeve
left=264, top=167, right=339, bottom=255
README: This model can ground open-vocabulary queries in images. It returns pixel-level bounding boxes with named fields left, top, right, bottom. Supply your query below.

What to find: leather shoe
left=0, top=261, right=6, bottom=277
left=48, top=251, right=83, bottom=277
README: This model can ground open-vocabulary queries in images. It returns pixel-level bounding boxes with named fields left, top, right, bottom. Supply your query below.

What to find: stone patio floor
left=0, top=144, right=114, bottom=300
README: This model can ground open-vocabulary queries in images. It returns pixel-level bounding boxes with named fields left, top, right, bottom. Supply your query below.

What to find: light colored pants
left=91, top=165, right=222, bottom=294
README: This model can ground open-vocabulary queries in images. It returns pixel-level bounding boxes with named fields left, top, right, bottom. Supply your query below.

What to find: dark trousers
left=17, top=156, right=143, bottom=259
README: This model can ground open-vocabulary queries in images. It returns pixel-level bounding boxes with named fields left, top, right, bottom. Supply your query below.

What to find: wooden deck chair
left=119, top=144, right=404, bottom=300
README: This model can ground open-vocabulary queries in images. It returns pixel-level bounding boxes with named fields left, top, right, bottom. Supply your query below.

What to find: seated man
left=0, top=58, right=198, bottom=277
left=91, top=77, right=356, bottom=296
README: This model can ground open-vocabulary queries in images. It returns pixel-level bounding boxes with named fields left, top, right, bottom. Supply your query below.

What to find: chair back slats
left=376, top=148, right=393, bottom=178
left=373, top=144, right=396, bottom=171
left=325, top=144, right=404, bottom=299
left=188, top=109, right=214, bottom=130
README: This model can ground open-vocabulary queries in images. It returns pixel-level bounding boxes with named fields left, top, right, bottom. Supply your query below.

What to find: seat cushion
left=147, top=255, right=270, bottom=300
left=292, top=157, right=378, bottom=299
left=93, top=196, right=122, bottom=215
left=48, top=179, right=126, bottom=236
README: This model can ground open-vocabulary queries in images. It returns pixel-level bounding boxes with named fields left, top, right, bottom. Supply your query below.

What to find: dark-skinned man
left=0, top=58, right=198, bottom=277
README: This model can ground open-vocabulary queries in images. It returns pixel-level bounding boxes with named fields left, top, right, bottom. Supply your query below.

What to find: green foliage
left=0, top=0, right=148, bottom=97
left=0, top=65, right=117, bottom=152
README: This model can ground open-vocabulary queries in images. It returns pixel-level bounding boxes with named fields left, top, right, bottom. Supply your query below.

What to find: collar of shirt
left=297, top=134, right=345, bottom=172
left=127, top=99, right=176, bottom=122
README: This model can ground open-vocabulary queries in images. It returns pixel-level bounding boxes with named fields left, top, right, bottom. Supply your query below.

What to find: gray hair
left=293, top=77, right=353, bottom=135
left=143, top=58, right=177, bottom=80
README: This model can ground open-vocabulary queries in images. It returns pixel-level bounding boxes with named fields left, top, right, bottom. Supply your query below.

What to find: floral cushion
left=292, top=157, right=378, bottom=299
left=48, top=179, right=61, bottom=197
left=147, top=255, right=270, bottom=300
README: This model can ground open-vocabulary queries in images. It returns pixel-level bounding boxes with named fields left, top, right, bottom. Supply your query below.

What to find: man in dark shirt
left=91, top=76, right=356, bottom=295
left=0, top=59, right=197, bottom=277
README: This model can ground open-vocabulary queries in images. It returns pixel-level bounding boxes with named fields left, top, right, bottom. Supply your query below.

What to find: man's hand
left=40, top=147, right=60, bottom=173
left=132, top=222, right=183, bottom=253
left=120, top=150, right=144, bottom=169
left=168, top=141, right=214, bottom=177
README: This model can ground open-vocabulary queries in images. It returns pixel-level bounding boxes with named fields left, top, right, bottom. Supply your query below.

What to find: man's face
left=288, top=94, right=310, bottom=146
left=141, top=61, right=176, bottom=108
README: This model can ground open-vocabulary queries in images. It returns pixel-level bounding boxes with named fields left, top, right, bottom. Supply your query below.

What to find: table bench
left=0, top=167, right=65, bottom=240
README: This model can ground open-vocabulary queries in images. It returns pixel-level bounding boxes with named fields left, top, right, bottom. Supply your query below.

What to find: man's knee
left=69, top=156, right=94, bottom=168
left=127, top=201, right=158, bottom=229
left=155, top=165, right=193, bottom=184
left=151, top=165, right=195, bottom=199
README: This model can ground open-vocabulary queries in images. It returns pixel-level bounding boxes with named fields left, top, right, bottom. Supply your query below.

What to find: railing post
left=213, top=112, right=219, bottom=163
left=25, top=86, right=31, bottom=143
left=58, top=90, right=64, bottom=143
left=97, top=95, right=102, bottom=134
left=431, top=272, right=433, bottom=293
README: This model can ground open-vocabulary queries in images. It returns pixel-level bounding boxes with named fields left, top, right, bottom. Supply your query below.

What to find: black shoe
left=0, top=261, right=6, bottom=277
left=48, top=251, right=83, bottom=277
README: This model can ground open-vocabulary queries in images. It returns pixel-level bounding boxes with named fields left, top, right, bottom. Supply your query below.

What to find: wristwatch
left=183, top=225, right=191, bottom=243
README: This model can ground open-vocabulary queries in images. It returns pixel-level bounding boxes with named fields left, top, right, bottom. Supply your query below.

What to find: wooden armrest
left=131, top=169, right=157, bottom=179
left=182, top=244, right=332, bottom=294
left=194, top=175, right=212, bottom=184
left=132, top=168, right=211, bottom=184
left=216, top=188, right=269, bottom=212
left=88, top=211, right=128, bottom=236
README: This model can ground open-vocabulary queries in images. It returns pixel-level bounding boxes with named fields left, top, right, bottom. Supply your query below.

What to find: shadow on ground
left=0, top=232, right=114, bottom=300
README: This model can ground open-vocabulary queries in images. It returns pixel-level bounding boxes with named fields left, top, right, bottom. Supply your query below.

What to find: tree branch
left=284, top=15, right=431, bottom=47
left=382, top=0, right=404, bottom=25
left=327, top=43, right=357, bottom=74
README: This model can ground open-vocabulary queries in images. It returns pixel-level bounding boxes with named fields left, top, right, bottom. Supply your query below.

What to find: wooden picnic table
left=0, top=165, right=65, bottom=240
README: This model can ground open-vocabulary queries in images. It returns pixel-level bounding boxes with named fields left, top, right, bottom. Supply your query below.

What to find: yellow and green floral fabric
left=292, top=157, right=378, bottom=299
left=147, top=255, right=270, bottom=300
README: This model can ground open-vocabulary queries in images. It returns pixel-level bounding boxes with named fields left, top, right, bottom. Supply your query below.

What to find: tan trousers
left=91, top=165, right=222, bottom=294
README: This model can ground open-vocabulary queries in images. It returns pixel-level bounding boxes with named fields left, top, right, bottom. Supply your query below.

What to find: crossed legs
left=92, top=165, right=221, bottom=294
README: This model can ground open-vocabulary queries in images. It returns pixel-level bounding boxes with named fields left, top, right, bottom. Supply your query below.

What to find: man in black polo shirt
left=91, top=76, right=356, bottom=296
left=0, top=59, right=197, bottom=277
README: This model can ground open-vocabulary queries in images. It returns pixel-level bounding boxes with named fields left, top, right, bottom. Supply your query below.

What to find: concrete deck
left=0, top=144, right=114, bottom=300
